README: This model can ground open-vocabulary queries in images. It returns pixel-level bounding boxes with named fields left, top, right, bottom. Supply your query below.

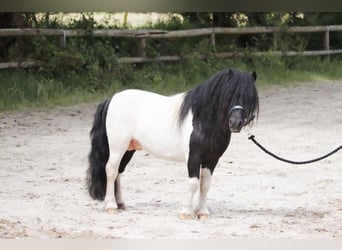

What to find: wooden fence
left=1, top=25, right=342, bottom=69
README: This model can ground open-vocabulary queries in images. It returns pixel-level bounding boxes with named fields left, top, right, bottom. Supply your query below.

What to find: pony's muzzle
left=228, top=117, right=243, bottom=133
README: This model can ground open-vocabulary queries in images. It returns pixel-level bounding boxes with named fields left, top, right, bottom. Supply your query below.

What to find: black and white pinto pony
left=87, top=69, right=259, bottom=219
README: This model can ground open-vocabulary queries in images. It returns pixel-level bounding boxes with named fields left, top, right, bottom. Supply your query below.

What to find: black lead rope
left=248, top=135, right=342, bottom=165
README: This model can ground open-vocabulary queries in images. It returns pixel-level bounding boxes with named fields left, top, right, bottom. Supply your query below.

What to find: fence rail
left=1, top=25, right=342, bottom=69
left=1, top=25, right=342, bottom=38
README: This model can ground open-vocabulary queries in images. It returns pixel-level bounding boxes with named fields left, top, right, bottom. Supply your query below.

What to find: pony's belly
left=144, top=145, right=186, bottom=162
left=132, top=136, right=186, bottom=162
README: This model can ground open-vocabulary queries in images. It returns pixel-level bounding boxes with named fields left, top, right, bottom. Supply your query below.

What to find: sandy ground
left=0, top=81, right=341, bottom=239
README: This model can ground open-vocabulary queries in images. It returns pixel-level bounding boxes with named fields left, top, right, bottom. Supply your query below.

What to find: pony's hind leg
left=114, top=174, right=124, bottom=209
left=115, top=150, right=135, bottom=210
left=104, top=151, right=123, bottom=213
left=104, top=141, right=131, bottom=212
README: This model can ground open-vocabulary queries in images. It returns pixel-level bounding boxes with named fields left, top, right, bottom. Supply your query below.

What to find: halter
left=229, top=105, right=244, bottom=114
left=229, top=105, right=255, bottom=126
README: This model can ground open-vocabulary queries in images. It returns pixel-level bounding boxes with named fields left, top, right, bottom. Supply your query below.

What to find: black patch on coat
left=178, top=69, right=259, bottom=177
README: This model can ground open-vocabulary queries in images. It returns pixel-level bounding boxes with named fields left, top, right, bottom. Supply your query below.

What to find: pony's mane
left=178, top=69, right=259, bottom=130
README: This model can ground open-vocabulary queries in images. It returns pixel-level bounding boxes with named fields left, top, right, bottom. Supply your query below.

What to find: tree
left=0, top=13, right=35, bottom=61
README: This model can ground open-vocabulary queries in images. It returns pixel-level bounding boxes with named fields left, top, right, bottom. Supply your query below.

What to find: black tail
left=87, top=99, right=111, bottom=200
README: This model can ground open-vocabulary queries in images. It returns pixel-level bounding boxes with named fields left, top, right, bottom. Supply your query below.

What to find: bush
left=1, top=13, right=342, bottom=111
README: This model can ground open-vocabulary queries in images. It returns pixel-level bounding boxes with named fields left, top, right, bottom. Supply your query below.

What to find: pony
left=86, top=69, right=259, bottom=219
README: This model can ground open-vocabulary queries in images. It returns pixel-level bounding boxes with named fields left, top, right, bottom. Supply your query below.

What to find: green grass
left=0, top=71, right=109, bottom=111
left=1, top=55, right=342, bottom=112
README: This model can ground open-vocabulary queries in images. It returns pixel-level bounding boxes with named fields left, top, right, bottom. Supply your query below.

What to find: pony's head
left=227, top=70, right=259, bottom=133
left=179, top=69, right=259, bottom=134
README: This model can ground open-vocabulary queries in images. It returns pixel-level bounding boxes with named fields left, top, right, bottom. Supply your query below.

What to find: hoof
left=105, top=207, right=117, bottom=214
left=196, top=213, right=210, bottom=220
left=105, top=201, right=117, bottom=213
left=117, top=203, right=126, bottom=210
left=178, top=213, right=193, bottom=220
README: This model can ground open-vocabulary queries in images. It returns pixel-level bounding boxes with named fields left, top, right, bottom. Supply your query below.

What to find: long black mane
left=178, top=69, right=259, bottom=131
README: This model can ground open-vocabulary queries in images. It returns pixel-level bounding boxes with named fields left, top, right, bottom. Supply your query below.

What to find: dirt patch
left=0, top=219, right=29, bottom=238
left=0, top=81, right=341, bottom=238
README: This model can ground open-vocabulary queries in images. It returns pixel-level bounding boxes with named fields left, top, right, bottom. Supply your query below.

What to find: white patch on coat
left=103, top=89, right=194, bottom=208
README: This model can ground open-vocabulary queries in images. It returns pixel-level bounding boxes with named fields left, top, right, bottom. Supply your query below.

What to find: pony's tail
left=87, top=99, right=111, bottom=201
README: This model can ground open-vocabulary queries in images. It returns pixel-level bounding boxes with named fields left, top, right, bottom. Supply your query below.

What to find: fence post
left=324, top=27, right=330, bottom=61
left=210, top=30, right=216, bottom=48
left=273, top=33, right=277, bottom=51
left=59, top=30, right=67, bottom=48
left=137, top=37, right=146, bottom=57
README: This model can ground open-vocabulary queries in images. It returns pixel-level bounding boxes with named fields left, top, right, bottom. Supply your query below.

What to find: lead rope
left=248, top=135, right=342, bottom=165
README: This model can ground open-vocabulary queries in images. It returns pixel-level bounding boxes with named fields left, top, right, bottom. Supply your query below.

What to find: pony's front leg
left=194, top=168, right=212, bottom=220
left=179, top=178, right=199, bottom=219
left=195, top=160, right=218, bottom=219
left=178, top=154, right=201, bottom=220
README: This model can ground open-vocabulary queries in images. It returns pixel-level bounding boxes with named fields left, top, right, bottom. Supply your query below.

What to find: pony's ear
left=252, top=71, right=257, bottom=81
left=228, top=69, right=234, bottom=77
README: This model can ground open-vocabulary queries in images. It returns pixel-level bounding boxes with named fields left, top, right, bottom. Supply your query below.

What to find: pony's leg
left=115, top=150, right=135, bottom=210
left=104, top=151, right=123, bottom=212
left=178, top=154, right=201, bottom=219
left=103, top=117, right=131, bottom=212
left=114, top=174, right=124, bottom=209
left=194, top=168, right=213, bottom=220
left=195, top=159, right=218, bottom=219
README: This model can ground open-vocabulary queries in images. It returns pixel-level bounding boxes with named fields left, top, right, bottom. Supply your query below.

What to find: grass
left=1, top=55, right=342, bottom=112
